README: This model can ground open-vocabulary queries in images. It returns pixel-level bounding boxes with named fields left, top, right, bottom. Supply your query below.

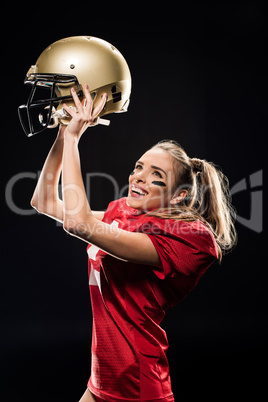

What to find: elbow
left=63, top=219, right=74, bottom=234
left=63, top=217, right=79, bottom=235
left=30, top=196, right=46, bottom=214
left=63, top=216, right=91, bottom=240
left=30, top=196, right=40, bottom=212
left=30, top=196, right=48, bottom=215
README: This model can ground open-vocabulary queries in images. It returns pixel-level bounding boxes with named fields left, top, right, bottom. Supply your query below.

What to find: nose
left=135, top=170, right=146, bottom=183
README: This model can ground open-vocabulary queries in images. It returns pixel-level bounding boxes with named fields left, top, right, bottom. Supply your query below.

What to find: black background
left=1, top=3, right=266, bottom=401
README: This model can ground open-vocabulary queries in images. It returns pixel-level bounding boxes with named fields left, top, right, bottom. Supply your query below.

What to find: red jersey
left=87, top=198, right=218, bottom=401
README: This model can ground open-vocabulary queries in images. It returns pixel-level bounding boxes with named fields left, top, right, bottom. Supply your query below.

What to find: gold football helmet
left=18, top=36, right=132, bottom=136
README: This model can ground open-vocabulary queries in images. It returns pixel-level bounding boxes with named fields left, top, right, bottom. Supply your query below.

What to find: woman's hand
left=63, top=84, right=107, bottom=141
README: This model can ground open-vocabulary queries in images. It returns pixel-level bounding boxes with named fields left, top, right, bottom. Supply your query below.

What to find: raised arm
left=61, top=86, right=161, bottom=267
left=31, top=113, right=104, bottom=222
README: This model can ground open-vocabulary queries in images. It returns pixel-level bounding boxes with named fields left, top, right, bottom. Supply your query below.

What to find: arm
left=31, top=121, right=104, bottom=222
left=31, top=126, right=64, bottom=222
left=62, top=86, right=161, bottom=267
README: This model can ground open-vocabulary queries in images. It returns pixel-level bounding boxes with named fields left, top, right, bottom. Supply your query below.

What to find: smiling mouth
left=130, top=185, right=148, bottom=197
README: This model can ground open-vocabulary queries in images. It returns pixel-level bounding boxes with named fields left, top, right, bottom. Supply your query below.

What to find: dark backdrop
left=1, top=4, right=266, bottom=402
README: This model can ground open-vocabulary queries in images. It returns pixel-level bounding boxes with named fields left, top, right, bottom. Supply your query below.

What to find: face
left=127, top=148, right=177, bottom=211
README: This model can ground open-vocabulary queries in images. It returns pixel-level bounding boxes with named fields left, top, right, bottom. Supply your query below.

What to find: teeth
left=132, top=185, right=147, bottom=196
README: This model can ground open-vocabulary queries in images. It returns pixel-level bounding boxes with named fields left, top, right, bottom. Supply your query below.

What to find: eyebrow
left=136, top=160, right=167, bottom=177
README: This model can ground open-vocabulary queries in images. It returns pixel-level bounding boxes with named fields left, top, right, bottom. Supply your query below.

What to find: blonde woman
left=31, top=85, right=237, bottom=402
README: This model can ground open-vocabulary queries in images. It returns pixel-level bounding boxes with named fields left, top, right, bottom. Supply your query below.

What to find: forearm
left=64, top=208, right=160, bottom=266
left=62, top=132, right=92, bottom=228
left=31, top=128, right=64, bottom=221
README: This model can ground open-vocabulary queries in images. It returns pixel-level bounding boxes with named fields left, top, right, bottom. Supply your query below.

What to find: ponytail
left=147, top=140, right=237, bottom=261
left=190, top=157, right=237, bottom=258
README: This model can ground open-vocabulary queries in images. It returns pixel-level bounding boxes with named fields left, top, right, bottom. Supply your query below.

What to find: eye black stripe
left=151, top=181, right=166, bottom=187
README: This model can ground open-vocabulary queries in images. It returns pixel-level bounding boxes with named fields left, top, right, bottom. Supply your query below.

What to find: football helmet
left=18, top=36, right=132, bottom=136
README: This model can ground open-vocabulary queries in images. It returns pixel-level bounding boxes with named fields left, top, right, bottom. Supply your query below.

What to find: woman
left=31, top=85, right=237, bottom=401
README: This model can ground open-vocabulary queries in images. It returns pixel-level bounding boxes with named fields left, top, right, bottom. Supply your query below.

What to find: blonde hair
left=147, top=140, right=237, bottom=261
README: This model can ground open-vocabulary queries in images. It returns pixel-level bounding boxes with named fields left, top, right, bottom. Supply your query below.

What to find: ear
left=170, top=190, right=188, bottom=205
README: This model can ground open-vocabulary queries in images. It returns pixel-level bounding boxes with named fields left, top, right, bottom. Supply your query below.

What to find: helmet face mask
left=18, top=36, right=132, bottom=137
left=18, top=73, right=83, bottom=137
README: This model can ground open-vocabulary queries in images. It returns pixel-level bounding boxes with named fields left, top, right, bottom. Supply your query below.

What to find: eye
left=153, top=170, right=163, bottom=179
left=130, top=164, right=142, bottom=175
left=135, top=164, right=143, bottom=170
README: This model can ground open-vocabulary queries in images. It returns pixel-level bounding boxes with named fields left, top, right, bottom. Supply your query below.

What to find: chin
left=126, top=195, right=145, bottom=210
left=126, top=195, right=162, bottom=212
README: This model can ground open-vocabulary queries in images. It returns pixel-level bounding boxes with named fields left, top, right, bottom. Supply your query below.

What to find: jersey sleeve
left=140, top=218, right=218, bottom=281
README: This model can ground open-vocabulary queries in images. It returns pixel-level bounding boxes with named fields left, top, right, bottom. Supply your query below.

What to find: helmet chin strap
left=44, top=106, right=111, bottom=129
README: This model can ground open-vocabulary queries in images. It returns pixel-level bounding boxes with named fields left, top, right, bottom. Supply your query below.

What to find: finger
left=92, top=93, right=107, bottom=121
left=70, top=87, right=83, bottom=112
left=63, top=103, right=76, bottom=118
left=84, top=84, right=93, bottom=113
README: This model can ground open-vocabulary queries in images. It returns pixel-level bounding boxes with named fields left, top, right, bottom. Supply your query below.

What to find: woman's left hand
left=63, top=84, right=107, bottom=141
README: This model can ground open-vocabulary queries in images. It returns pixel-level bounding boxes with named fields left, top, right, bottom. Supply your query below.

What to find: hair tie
left=190, top=158, right=203, bottom=173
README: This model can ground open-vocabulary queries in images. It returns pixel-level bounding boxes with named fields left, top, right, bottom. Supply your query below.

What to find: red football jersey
left=87, top=198, right=218, bottom=401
